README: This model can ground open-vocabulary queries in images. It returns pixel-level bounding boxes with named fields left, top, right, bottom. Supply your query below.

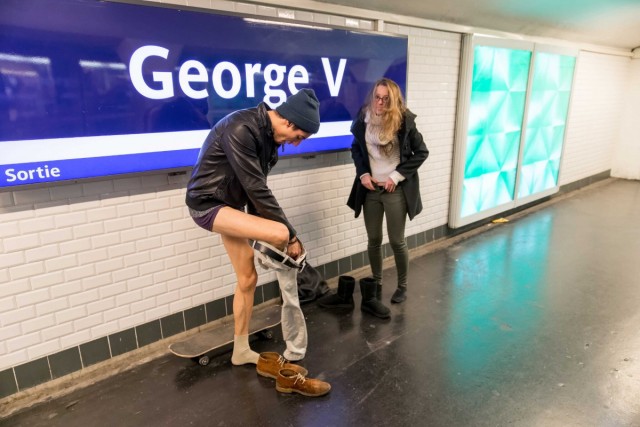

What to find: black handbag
left=297, top=263, right=329, bottom=304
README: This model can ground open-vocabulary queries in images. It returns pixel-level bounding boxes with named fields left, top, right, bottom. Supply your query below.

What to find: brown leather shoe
left=256, top=352, right=308, bottom=379
left=276, top=368, right=331, bottom=397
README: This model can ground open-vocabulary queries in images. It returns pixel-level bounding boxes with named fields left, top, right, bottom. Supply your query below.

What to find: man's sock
left=231, top=334, right=259, bottom=365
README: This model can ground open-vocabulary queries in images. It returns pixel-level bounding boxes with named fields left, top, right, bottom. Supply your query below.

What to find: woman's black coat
left=347, top=108, right=429, bottom=220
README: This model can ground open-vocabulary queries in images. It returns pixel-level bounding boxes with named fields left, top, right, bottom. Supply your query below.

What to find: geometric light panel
left=518, top=53, right=576, bottom=198
left=461, top=46, right=532, bottom=217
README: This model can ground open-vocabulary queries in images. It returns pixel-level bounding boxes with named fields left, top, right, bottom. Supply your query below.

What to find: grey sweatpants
left=254, top=242, right=307, bottom=361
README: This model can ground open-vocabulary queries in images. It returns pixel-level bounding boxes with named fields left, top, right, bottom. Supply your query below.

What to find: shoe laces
left=277, top=355, right=288, bottom=367
left=292, top=373, right=306, bottom=385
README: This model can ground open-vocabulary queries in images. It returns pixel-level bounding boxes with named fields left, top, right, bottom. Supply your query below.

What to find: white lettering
left=129, top=46, right=174, bottom=99
left=263, top=64, right=287, bottom=107
left=128, top=45, right=339, bottom=102
left=212, top=62, right=241, bottom=99
left=179, top=60, right=208, bottom=99
left=287, top=65, right=309, bottom=94
left=321, top=57, right=346, bottom=96
left=5, top=165, right=61, bottom=182
left=245, top=63, right=261, bottom=98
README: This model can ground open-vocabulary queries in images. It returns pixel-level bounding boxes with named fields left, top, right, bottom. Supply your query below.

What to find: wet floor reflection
left=445, top=212, right=553, bottom=388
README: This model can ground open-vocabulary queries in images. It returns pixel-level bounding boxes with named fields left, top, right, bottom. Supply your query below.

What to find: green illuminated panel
left=518, top=53, right=575, bottom=198
left=461, top=46, right=531, bottom=218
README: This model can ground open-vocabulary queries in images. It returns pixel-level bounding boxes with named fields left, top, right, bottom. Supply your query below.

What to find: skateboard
left=169, top=303, right=281, bottom=366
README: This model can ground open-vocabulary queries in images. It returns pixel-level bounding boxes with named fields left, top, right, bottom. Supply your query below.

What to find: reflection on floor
left=5, top=178, right=640, bottom=427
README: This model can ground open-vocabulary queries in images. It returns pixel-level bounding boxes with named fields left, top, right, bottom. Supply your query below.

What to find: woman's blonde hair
left=365, top=78, right=406, bottom=143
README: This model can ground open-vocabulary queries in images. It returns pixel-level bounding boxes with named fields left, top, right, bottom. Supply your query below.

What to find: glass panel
left=518, top=52, right=576, bottom=198
left=461, top=46, right=531, bottom=218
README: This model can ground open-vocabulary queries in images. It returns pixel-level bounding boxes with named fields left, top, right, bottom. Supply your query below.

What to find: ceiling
left=313, top=0, right=640, bottom=51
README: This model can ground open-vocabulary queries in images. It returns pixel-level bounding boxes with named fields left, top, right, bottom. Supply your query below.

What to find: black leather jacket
left=185, top=103, right=296, bottom=238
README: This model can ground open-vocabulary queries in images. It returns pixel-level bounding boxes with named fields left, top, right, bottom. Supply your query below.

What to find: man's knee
left=272, top=223, right=290, bottom=249
left=237, top=270, right=258, bottom=292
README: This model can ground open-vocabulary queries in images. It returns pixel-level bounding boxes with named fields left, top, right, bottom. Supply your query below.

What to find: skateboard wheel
left=199, top=356, right=210, bottom=366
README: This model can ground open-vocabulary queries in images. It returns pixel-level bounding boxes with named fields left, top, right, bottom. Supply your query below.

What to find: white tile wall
left=611, top=58, right=640, bottom=179
left=0, top=0, right=633, bottom=376
left=561, top=52, right=630, bottom=184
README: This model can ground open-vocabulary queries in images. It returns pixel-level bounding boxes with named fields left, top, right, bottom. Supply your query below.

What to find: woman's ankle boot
left=317, top=276, right=355, bottom=309
left=391, top=286, right=407, bottom=303
left=360, top=277, right=390, bottom=319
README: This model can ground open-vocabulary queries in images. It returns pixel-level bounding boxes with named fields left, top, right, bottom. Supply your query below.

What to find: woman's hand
left=286, top=236, right=304, bottom=260
left=383, top=177, right=397, bottom=192
left=360, top=174, right=378, bottom=191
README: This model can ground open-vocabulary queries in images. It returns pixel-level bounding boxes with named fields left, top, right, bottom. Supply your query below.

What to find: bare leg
left=213, top=207, right=290, bottom=251
left=221, top=234, right=259, bottom=365
left=221, top=234, right=257, bottom=335
left=213, top=208, right=290, bottom=365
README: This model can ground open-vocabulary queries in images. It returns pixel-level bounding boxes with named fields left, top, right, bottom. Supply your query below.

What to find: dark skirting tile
left=383, top=242, right=391, bottom=258
left=407, top=233, right=418, bottom=249
left=184, top=305, right=206, bottom=330
left=136, top=320, right=162, bottom=347
left=160, top=313, right=185, bottom=338
left=80, top=337, right=111, bottom=368
left=205, top=299, right=226, bottom=323
left=425, top=227, right=435, bottom=243
left=49, top=347, right=82, bottom=379
left=261, top=281, right=280, bottom=302
left=314, top=263, right=326, bottom=279
left=338, top=257, right=352, bottom=275
left=253, top=285, right=265, bottom=305
left=324, top=260, right=339, bottom=280
left=0, top=369, right=18, bottom=398
left=224, top=295, right=234, bottom=316
left=351, top=251, right=365, bottom=270
left=434, top=224, right=447, bottom=240
left=14, top=358, right=51, bottom=391
left=417, top=230, right=426, bottom=246
left=109, top=329, right=137, bottom=357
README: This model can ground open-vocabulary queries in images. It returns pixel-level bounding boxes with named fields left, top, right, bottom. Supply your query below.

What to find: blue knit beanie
left=276, top=88, right=321, bottom=133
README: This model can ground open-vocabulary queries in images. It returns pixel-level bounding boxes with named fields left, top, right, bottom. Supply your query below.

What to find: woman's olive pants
left=362, top=186, right=408, bottom=290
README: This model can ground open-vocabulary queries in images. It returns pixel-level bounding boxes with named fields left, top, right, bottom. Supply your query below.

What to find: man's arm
left=222, top=122, right=297, bottom=239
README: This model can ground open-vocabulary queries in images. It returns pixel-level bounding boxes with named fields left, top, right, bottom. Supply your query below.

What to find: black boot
left=360, top=277, right=390, bottom=319
left=391, top=287, right=406, bottom=303
left=317, top=276, right=355, bottom=309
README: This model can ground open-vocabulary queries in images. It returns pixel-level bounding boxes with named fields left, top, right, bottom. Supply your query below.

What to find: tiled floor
left=4, top=178, right=640, bottom=427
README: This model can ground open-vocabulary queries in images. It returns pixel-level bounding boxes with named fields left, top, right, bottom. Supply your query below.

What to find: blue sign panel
left=0, top=0, right=408, bottom=188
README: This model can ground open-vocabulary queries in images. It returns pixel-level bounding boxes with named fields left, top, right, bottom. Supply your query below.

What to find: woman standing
left=348, top=78, right=428, bottom=316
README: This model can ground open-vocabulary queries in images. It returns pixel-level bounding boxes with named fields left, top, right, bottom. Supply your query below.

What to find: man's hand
left=286, top=236, right=304, bottom=260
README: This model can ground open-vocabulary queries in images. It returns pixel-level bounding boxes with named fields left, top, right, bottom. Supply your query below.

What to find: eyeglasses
left=375, top=95, right=389, bottom=104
